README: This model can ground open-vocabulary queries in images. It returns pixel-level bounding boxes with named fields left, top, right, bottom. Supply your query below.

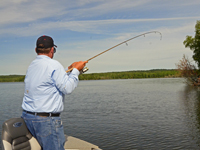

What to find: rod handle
left=66, top=68, right=73, bottom=73
left=66, top=67, right=89, bottom=74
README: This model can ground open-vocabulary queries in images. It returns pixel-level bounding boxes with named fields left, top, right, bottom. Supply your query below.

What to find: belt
left=23, top=110, right=60, bottom=117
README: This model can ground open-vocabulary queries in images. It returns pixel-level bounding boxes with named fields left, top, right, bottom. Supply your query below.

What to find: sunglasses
left=53, top=44, right=57, bottom=53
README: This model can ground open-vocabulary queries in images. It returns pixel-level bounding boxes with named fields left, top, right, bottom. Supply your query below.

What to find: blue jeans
left=21, top=111, right=65, bottom=150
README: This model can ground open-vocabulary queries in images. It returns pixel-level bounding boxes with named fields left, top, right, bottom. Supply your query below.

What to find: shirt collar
left=36, top=55, right=51, bottom=59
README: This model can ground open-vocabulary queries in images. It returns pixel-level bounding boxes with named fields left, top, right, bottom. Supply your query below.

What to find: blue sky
left=0, top=0, right=200, bottom=75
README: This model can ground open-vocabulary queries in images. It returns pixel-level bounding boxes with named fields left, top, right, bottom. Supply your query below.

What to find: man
left=21, top=35, right=87, bottom=150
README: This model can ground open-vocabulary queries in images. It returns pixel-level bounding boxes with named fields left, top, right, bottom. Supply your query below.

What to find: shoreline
left=0, top=69, right=180, bottom=82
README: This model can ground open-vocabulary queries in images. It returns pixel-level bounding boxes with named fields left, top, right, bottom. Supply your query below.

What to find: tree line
left=0, top=69, right=180, bottom=82
left=0, top=75, right=25, bottom=82
left=79, top=69, right=179, bottom=80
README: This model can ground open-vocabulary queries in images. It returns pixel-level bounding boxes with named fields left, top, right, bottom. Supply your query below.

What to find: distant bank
left=0, top=69, right=180, bottom=82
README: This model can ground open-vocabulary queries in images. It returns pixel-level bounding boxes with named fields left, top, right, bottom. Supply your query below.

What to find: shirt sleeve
left=52, top=67, right=80, bottom=95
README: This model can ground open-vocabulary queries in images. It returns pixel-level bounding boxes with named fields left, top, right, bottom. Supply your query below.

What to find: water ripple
left=1, top=79, right=200, bottom=150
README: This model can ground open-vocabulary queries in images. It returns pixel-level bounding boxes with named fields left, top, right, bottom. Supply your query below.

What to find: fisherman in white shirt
left=21, top=35, right=87, bottom=150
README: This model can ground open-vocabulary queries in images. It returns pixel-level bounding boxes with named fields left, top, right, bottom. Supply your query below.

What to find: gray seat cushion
left=2, top=118, right=41, bottom=150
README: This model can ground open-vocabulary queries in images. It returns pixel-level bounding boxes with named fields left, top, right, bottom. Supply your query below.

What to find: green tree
left=183, top=20, right=200, bottom=68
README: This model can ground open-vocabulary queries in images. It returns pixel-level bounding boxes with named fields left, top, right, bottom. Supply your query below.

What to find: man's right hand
left=68, top=61, right=88, bottom=71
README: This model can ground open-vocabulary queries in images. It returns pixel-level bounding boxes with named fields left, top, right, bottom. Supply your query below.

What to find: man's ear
left=35, top=48, right=37, bottom=54
left=50, top=47, right=54, bottom=53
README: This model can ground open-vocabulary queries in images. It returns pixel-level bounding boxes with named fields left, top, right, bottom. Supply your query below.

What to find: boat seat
left=1, top=118, right=41, bottom=150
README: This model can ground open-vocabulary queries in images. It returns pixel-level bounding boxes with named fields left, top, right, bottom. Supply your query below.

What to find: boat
left=1, top=118, right=102, bottom=150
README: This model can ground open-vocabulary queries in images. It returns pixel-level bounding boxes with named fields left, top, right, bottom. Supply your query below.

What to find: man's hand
left=68, top=61, right=88, bottom=71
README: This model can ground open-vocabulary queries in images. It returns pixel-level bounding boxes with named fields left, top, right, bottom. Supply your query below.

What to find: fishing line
left=66, top=31, right=162, bottom=73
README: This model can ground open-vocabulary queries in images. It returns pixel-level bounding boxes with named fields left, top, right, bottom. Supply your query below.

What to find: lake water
left=0, top=78, right=200, bottom=150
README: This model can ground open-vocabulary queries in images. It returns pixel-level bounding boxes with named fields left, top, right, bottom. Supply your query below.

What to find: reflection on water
left=0, top=79, right=200, bottom=150
left=180, top=85, right=200, bottom=147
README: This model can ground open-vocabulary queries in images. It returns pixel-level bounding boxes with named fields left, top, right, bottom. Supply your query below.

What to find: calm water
left=0, top=78, right=200, bottom=150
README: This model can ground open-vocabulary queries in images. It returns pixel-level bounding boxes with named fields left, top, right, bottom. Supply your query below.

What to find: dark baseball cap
left=36, top=35, right=57, bottom=49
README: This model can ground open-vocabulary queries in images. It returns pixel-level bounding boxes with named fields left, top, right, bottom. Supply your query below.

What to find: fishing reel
left=80, top=67, right=89, bottom=74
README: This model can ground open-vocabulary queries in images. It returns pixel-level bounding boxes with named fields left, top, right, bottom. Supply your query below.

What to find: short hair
left=36, top=44, right=51, bottom=54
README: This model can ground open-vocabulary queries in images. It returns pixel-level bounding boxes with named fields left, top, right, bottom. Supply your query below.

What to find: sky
left=0, top=0, right=200, bottom=75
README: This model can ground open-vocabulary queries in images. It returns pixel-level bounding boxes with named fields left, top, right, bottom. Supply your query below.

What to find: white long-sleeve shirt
left=22, top=55, right=79, bottom=113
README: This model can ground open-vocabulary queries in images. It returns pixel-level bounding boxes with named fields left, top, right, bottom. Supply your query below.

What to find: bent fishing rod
left=66, top=31, right=162, bottom=73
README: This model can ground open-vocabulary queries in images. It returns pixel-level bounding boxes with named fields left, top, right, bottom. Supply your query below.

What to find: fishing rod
left=66, top=31, right=162, bottom=73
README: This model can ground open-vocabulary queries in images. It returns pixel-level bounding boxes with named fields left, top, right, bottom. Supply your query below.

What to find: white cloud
left=0, top=0, right=69, bottom=25
left=50, top=21, right=195, bottom=73
left=0, top=34, right=195, bottom=74
left=0, top=17, right=198, bottom=37
left=2, top=0, right=197, bottom=27
left=0, top=0, right=131, bottom=25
